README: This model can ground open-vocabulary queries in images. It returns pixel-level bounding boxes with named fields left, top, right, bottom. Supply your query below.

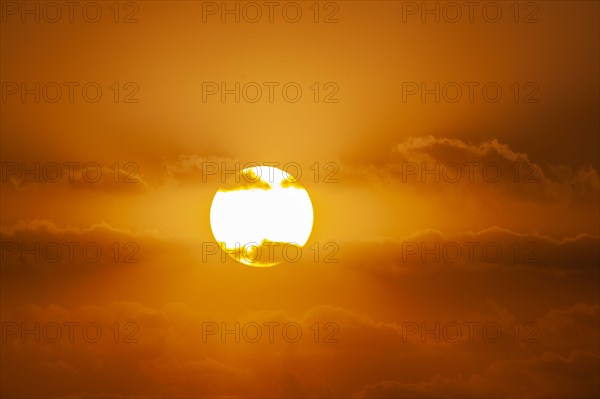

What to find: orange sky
left=1, top=1, right=599, bottom=398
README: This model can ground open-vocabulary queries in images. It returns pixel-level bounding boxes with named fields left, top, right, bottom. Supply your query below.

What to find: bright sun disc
left=209, top=165, right=314, bottom=267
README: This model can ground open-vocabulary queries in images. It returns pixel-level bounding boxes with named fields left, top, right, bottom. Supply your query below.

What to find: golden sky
left=1, top=1, right=599, bottom=397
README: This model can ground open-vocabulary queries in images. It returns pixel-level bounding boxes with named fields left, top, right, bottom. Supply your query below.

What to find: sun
left=209, top=165, right=314, bottom=267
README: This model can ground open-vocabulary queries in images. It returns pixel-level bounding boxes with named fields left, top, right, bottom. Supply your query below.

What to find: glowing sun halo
left=209, top=166, right=314, bottom=267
